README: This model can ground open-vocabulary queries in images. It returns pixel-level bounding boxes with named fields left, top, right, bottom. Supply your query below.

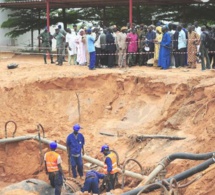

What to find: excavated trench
left=0, top=72, right=215, bottom=194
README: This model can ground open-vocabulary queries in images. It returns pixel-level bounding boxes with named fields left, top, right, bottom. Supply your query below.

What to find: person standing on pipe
left=66, top=124, right=85, bottom=179
left=101, top=145, right=119, bottom=195
left=44, top=141, right=65, bottom=195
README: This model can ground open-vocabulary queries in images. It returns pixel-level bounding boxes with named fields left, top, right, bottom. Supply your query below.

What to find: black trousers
left=100, top=49, right=108, bottom=66
left=106, top=173, right=118, bottom=192
left=107, top=52, right=115, bottom=68
left=48, top=171, right=63, bottom=195
left=178, top=48, right=186, bottom=67
left=95, top=47, right=101, bottom=67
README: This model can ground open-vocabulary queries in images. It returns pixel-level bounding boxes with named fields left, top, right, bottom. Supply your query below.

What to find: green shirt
left=55, top=33, right=65, bottom=48
left=38, top=31, right=51, bottom=43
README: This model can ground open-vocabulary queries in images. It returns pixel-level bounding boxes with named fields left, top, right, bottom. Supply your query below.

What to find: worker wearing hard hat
left=101, top=145, right=119, bottom=195
left=66, top=124, right=85, bottom=179
left=44, top=141, right=64, bottom=195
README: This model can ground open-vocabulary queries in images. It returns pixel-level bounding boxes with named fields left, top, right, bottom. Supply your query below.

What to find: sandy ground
left=0, top=53, right=215, bottom=195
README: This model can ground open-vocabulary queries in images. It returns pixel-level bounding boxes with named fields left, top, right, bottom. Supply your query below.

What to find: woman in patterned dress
left=187, top=25, right=200, bottom=69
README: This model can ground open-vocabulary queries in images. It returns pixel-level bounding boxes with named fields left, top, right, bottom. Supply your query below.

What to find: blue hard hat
left=73, top=124, right=81, bottom=131
left=49, top=141, right=57, bottom=150
left=100, top=144, right=109, bottom=152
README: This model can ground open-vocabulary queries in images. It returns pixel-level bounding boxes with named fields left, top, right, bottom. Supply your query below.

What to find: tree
left=1, top=7, right=80, bottom=38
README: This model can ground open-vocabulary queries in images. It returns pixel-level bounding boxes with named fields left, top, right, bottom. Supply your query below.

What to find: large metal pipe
left=34, top=136, right=146, bottom=180
left=122, top=157, right=215, bottom=195
left=0, top=136, right=35, bottom=144
left=0, top=135, right=146, bottom=180
left=142, top=152, right=215, bottom=186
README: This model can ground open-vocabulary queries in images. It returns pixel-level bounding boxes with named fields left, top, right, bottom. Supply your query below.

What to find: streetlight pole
left=46, top=0, right=50, bottom=32
left=129, top=0, right=133, bottom=28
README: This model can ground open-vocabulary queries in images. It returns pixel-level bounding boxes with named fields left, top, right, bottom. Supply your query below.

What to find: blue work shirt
left=66, top=132, right=85, bottom=155
left=86, top=170, right=105, bottom=182
left=81, top=170, right=105, bottom=192
left=105, top=152, right=113, bottom=173
left=87, top=34, right=95, bottom=53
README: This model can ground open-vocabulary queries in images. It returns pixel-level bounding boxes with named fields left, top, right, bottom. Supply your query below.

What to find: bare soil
left=0, top=53, right=215, bottom=194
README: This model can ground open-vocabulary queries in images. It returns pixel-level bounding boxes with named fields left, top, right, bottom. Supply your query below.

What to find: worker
left=66, top=124, right=85, bottom=179
left=81, top=170, right=105, bottom=194
left=101, top=145, right=119, bottom=195
left=38, top=26, right=54, bottom=64
left=44, top=141, right=64, bottom=195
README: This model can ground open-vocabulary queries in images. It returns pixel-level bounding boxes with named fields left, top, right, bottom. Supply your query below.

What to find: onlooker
left=177, top=25, right=187, bottom=67
left=158, top=26, right=172, bottom=69
left=38, top=26, right=54, bottom=64
left=100, top=29, right=108, bottom=67
left=153, top=26, right=163, bottom=67
left=194, top=21, right=202, bottom=36
left=106, top=28, right=116, bottom=68
left=146, top=25, right=156, bottom=60
left=139, top=26, right=148, bottom=66
left=66, top=28, right=77, bottom=65
left=209, top=26, right=215, bottom=69
left=187, top=25, right=200, bottom=69
left=200, top=26, right=211, bottom=71
left=73, top=24, right=78, bottom=35
left=76, top=29, right=87, bottom=66
left=126, top=28, right=138, bottom=66
left=86, top=28, right=96, bottom=70
left=54, top=28, right=65, bottom=66
left=116, top=26, right=127, bottom=68
left=58, top=24, right=67, bottom=62
left=94, top=28, right=101, bottom=68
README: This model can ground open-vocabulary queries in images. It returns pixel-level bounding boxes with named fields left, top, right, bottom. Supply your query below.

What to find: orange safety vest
left=45, top=151, right=60, bottom=172
left=103, top=152, right=118, bottom=174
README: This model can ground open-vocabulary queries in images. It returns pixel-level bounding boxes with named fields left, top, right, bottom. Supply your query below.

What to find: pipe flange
left=212, top=153, right=215, bottom=162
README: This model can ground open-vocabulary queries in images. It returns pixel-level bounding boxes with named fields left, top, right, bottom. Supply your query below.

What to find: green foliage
left=1, top=8, right=80, bottom=37
left=1, top=2, right=215, bottom=38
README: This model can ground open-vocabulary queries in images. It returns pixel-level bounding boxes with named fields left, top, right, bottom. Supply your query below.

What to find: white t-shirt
left=195, top=26, right=202, bottom=36
left=94, top=35, right=101, bottom=48
left=66, top=33, right=77, bottom=55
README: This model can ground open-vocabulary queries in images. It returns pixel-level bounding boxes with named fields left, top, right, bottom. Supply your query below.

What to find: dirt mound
left=0, top=55, right=215, bottom=194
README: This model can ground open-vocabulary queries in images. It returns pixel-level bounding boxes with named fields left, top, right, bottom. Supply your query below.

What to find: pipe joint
left=158, top=157, right=170, bottom=168
left=212, top=153, right=215, bottom=162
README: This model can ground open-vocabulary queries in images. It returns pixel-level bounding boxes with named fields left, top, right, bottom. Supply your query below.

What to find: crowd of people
left=44, top=124, right=118, bottom=195
left=38, top=21, right=215, bottom=71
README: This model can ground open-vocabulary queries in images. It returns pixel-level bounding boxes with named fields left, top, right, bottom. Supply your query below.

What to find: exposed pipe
left=34, top=136, right=147, bottom=180
left=0, top=136, right=34, bottom=144
left=37, top=123, right=45, bottom=138
left=5, top=120, right=17, bottom=138
left=0, top=135, right=146, bottom=180
left=143, top=152, right=215, bottom=186
left=121, top=158, right=143, bottom=189
left=122, top=155, right=215, bottom=195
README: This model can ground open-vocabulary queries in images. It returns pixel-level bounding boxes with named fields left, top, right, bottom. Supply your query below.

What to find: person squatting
left=44, top=123, right=119, bottom=195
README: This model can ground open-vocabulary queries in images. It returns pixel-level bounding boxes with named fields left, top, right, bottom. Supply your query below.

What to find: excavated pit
left=0, top=55, right=215, bottom=194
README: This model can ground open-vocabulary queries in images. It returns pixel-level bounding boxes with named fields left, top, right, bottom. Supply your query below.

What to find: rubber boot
left=50, top=55, right=54, bottom=64
left=43, top=55, right=47, bottom=64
